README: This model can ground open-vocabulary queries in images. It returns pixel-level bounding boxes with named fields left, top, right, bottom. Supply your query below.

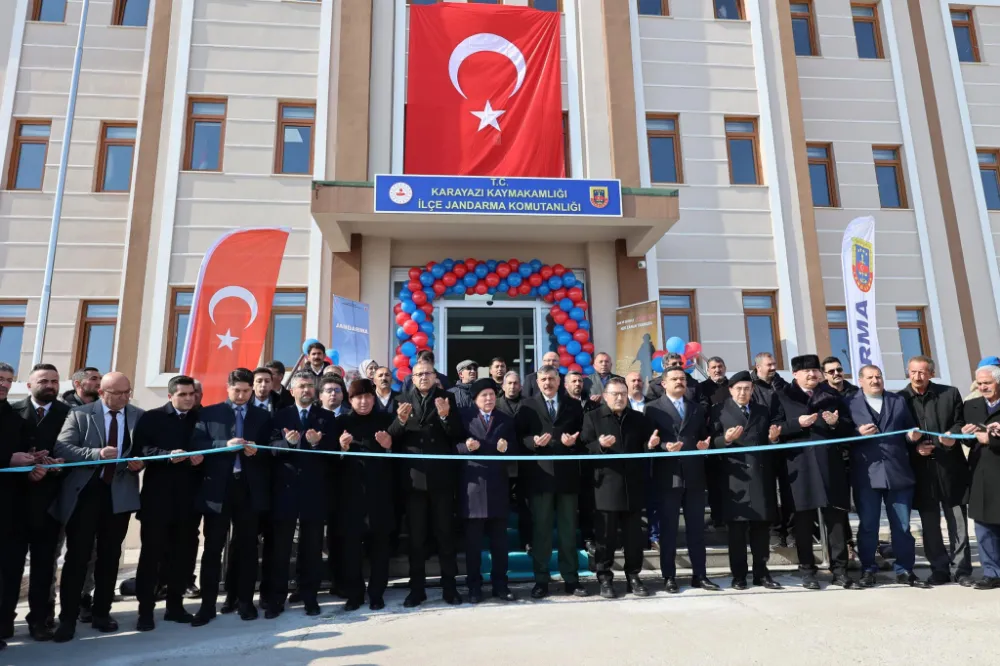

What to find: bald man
left=52, top=372, right=145, bottom=642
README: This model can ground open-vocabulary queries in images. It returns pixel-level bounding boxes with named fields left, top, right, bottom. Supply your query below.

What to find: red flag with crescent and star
left=180, top=228, right=290, bottom=405
left=404, top=3, right=564, bottom=177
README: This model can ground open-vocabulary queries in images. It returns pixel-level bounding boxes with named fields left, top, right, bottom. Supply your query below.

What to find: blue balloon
left=475, top=263, right=488, bottom=278
left=399, top=288, right=412, bottom=301
left=391, top=382, right=402, bottom=392
left=393, top=368, right=401, bottom=381
left=453, top=284, right=466, bottom=295
left=419, top=321, right=434, bottom=334
left=530, top=287, right=538, bottom=297
left=559, top=298, right=574, bottom=312
left=409, top=354, right=419, bottom=366
left=569, top=307, right=585, bottom=321
left=420, top=272, right=434, bottom=287
left=424, top=290, right=435, bottom=303
left=431, top=264, right=445, bottom=279
left=559, top=365, right=569, bottom=375
left=488, top=287, right=497, bottom=295
left=530, top=259, right=542, bottom=272
left=563, top=275, right=577, bottom=289
left=425, top=335, right=435, bottom=348
left=401, top=300, right=417, bottom=314
left=651, top=357, right=664, bottom=373
left=328, top=350, right=340, bottom=365
left=508, top=274, right=523, bottom=287
left=665, top=336, right=686, bottom=355
left=442, top=258, right=455, bottom=270
left=538, top=284, right=550, bottom=297
left=578, top=320, right=591, bottom=331
left=411, top=310, right=426, bottom=323
left=575, top=352, right=592, bottom=366
left=685, top=365, right=695, bottom=374
left=557, top=332, right=572, bottom=346
left=301, top=338, right=320, bottom=355
left=518, top=264, right=532, bottom=278
left=554, top=325, right=566, bottom=337
left=583, top=364, right=595, bottom=375
left=497, top=280, right=509, bottom=292
left=396, top=327, right=409, bottom=341
left=463, top=273, right=478, bottom=287
left=486, top=259, right=497, bottom=271
left=548, top=276, right=563, bottom=289
left=566, top=340, right=582, bottom=355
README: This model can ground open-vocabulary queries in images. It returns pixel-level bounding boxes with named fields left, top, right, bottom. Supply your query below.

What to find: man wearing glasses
left=318, top=373, right=349, bottom=598
left=822, top=357, right=858, bottom=399
left=319, top=374, right=349, bottom=417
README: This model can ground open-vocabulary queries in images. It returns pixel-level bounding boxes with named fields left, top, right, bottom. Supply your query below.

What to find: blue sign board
left=332, top=295, right=370, bottom=373
left=373, top=174, right=622, bottom=217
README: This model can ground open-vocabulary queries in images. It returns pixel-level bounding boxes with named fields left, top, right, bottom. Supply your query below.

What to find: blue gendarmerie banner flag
left=332, top=295, right=370, bottom=374
left=373, top=174, right=622, bottom=217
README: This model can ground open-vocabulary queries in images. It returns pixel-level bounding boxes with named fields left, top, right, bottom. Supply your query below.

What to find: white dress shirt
left=31, top=398, right=52, bottom=418
left=629, top=398, right=646, bottom=414
left=865, top=393, right=884, bottom=415
left=542, top=394, right=559, bottom=417
left=377, top=392, right=392, bottom=408
left=102, top=402, right=125, bottom=457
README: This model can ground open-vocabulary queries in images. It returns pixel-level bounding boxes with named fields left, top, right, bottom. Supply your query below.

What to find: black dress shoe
left=79, top=594, right=93, bottom=623
left=530, top=583, right=549, bottom=599
left=442, top=589, right=463, bottom=605
left=928, top=572, right=952, bottom=586
left=731, top=578, right=748, bottom=591
left=219, top=598, right=238, bottom=614
left=753, top=576, right=783, bottom=590
left=369, top=598, right=385, bottom=611
left=53, top=623, right=75, bottom=643
left=238, top=603, right=259, bottom=620
left=974, top=576, right=1000, bottom=590
left=259, top=600, right=270, bottom=612
left=468, top=589, right=483, bottom=604
left=801, top=574, right=820, bottom=590
left=136, top=616, right=155, bottom=632
left=692, top=577, right=721, bottom=592
left=0, top=622, right=12, bottom=640
left=264, top=606, right=284, bottom=620
left=565, top=583, right=589, bottom=597
left=859, top=571, right=878, bottom=587
left=628, top=577, right=650, bottom=597
left=305, top=603, right=321, bottom=616
left=191, top=610, right=215, bottom=627
left=957, top=575, right=975, bottom=587
left=403, top=591, right=426, bottom=608
left=343, top=599, right=362, bottom=612
left=288, top=591, right=302, bottom=604
left=829, top=575, right=859, bottom=589
left=0, top=639, right=5, bottom=651
left=164, top=608, right=195, bottom=623
left=492, top=588, right=516, bottom=602
left=899, top=573, right=931, bottom=589
left=91, top=616, right=119, bottom=633
left=29, top=624, right=54, bottom=642
left=663, top=577, right=680, bottom=594
left=599, top=581, right=616, bottom=599
left=184, top=585, right=201, bottom=600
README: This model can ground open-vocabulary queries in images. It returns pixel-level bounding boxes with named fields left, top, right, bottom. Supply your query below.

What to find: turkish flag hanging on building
left=404, top=3, right=564, bottom=177
left=180, top=228, right=289, bottom=405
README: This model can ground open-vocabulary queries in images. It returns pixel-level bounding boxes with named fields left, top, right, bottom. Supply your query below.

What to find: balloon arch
left=391, top=258, right=593, bottom=389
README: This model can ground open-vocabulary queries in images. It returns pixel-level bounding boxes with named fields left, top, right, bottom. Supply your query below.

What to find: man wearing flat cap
left=776, top=355, right=857, bottom=590
left=449, top=360, right=478, bottom=410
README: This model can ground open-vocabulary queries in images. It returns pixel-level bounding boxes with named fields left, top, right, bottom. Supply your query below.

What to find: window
left=30, top=0, right=65, bottom=22
left=742, top=292, right=782, bottom=367
left=637, top=0, right=668, bottom=15
left=265, top=291, right=307, bottom=369
left=562, top=111, right=571, bottom=177
left=660, top=291, right=697, bottom=343
left=725, top=118, right=760, bottom=185
left=165, top=289, right=193, bottom=373
left=6, top=121, right=50, bottom=190
left=647, top=114, right=683, bottom=184
left=95, top=123, right=137, bottom=192
left=275, top=103, right=316, bottom=175
left=112, top=0, right=149, bottom=26
left=184, top=98, right=226, bottom=171
left=979, top=150, right=1000, bottom=210
left=873, top=146, right=907, bottom=208
left=951, top=9, right=979, bottom=63
left=897, top=308, right=929, bottom=369
left=715, top=0, right=744, bottom=20
left=807, top=143, right=838, bottom=207
left=791, top=2, right=818, bottom=56
left=529, top=0, right=562, bottom=10
left=76, top=302, right=119, bottom=374
left=826, top=308, right=852, bottom=376
left=0, top=303, right=27, bottom=377
left=851, top=3, right=883, bottom=59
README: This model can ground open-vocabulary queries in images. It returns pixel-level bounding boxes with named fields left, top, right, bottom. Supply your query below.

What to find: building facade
left=2, top=0, right=1000, bottom=406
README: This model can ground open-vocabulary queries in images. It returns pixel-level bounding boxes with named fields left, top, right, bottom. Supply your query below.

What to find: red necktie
left=102, top=411, right=119, bottom=484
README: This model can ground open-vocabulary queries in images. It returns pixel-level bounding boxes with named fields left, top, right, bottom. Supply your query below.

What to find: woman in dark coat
left=458, top=379, right=516, bottom=604
left=337, top=379, right=404, bottom=611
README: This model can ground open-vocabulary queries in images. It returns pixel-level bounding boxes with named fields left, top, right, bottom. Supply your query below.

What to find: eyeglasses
left=413, top=372, right=435, bottom=378
left=825, top=368, right=843, bottom=375
left=605, top=391, right=628, bottom=398
left=322, top=387, right=342, bottom=394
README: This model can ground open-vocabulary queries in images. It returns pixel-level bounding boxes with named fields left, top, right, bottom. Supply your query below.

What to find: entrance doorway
left=443, top=308, right=536, bottom=384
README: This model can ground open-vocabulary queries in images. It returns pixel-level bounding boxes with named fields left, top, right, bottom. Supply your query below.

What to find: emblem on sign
left=389, top=182, right=413, bottom=205
left=589, top=186, right=608, bottom=209
left=851, top=237, right=873, bottom=293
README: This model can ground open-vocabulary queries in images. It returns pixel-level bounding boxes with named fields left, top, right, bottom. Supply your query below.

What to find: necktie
left=234, top=406, right=245, bottom=473
left=743, top=405, right=750, bottom=418
left=547, top=400, right=556, bottom=420
left=300, top=409, right=309, bottom=431
left=36, top=406, right=45, bottom=422
left=483, top=412, right=490, bottom=426
left=675, top=400, right=685, bottom=420
left=102, top=411, right=119, bottom=484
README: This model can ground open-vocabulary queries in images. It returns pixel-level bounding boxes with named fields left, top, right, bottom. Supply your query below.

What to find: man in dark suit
left=898, top=355, right=971, bottom=586
left=317, top=373, right=349, bottom=598
left=565, top=369, right=599, bottom=552
left=190, top=368, right=272, bottom=626
left=265, top=360, right=295, bottom=410
left=517, top=365, right=587, bottom=599
left=646, top=367, right=720, bottom=593
left=582, top=377, right=656, bottom=599
left=52, top=372, right=145, bottom=642
left=2, top=363, right=68, bottom=642
left=243, top=367, right=278, bottom=608
left=847, top=364, right=929, bottom=589
left=523, top=351, right=562, bottom=399
left=497, top=370, right=532, bottom=551
left=711, top=371, right=782, bottom=590
left=587, top=352, right=623, bottom=401
left=699, top=356, right=730, bottom=529
left=373, top=366, right=398, bottom=415
left=401, top=350, right=450, bottom=392
left=396, top=359, right=464, bottom=607
left=266, top=372, right=337, bottom=618
left=133, top=375, right=202, bottom=631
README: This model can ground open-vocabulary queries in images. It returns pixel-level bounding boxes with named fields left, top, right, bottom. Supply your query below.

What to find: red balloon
left=425, top=261, right=436, bottom=272
left=395, top=345, right=402, bottom=356
left=552, top=263, right=566, bottom=276
left=528, top=274, right=543, bottom=287
left=393, top=354, right=410, bottom=368
left=442, top=272, right=457, bottom=287
left=518, top=283, right=532, bottom=295
left=540, top=266, right=554, bottom=279
left=397, top=366, right=412, bottom=380
left=403, top=320, right=419, bottom=336
left=573, top=329, right=589, bottom=343
left=576, top=300, right=589, bottom=311
left=433, top=281, right=447, bottom=295
left=393, top=302, right=402, bottom=315
left=475, top=282, right=489, bottom=295
left=508, top=258, right=520, bottom=270
left=507, top=287, right=518, bottom=297
left=563, top=319, right=578, bottom=333
left=453, top=264, right=468, bottom=277
left=543, top=293, right=555, bottom=303
left=582, top=342, right=595, bottom=354
left=553, top=288, right=567, bottom=301
left=652, top=350, right=666, bottom=359
left=685, top=341, right=703, bottom=357
left=466, top=286, right=475, bottom=295
left=485, top=273, right=500, bottom=287
left=395, top=312, right=410, bottom=326
left=411, top=291, right=428, bottom=306
left=420, top=303, right=434, bottom=315
left=407, top=279, right=421, bottom=293
left=568, top=287, right=584, bottom=302
left=465, top=258, right=478, bottom=271
left=411, top=332, right=428, bottom=347
left=559, top=353, right=575, bottom=367
left=408, top=267, right=422, bottom=280
left=553, top=311, right=568, bottom=325
left=495, top=262, right=509, bottom=278
left=558, top=345, right=568, bottom=355
left=549, top=304, right=562, bottom=317
left=569, top=363, right=583, bottom=373
left=424, top=314, right=433, bottom=323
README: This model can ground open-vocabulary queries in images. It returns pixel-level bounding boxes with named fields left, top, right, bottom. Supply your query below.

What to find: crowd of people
left=2, top=341, right=1000, bottom=651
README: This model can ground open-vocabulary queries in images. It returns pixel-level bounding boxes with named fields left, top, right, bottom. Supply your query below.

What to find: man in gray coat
left=52, top=372, right=145, bottom=642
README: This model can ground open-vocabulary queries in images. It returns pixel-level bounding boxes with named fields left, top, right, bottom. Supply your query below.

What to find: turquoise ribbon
left=0, top=430, right=975, bottom=472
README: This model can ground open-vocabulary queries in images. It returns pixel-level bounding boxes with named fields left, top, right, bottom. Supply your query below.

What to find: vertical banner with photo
left=841, top=215, right=882, bottom=382
left=615, top=300, right=662, bottom=385
left=332, top=295, right=371, bottom=376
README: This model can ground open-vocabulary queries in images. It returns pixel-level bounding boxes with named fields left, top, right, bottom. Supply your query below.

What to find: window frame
left=714, top=0, right=745, bottom=20
left=979, top=148, right=1000, bottom=210
left=873, top=145, right=908, bottom=209
left=951, top=8, right=980, bottom=63
left=742, top=291, right=783, bottom=368
left=561, top=110, right=571, bottom=178
left=94, top=121, right=137, bottom=193
left=6, top=119, right=51, bottom=191
left=659, top=290, right=698, bottom=343
left=825, top=307, right=851, bottom=373
left=636, top=0, right=669, bottom=16
left=790, top=1, right=819, bottom=57
left=724, top=116, right=761, bottom=186
left=896, top=307, right=930, bottom=367
left=111, top=0, right=148, bottom=26
left=274, top=101, right=316, bottom=176
left=851, top=2, right=884, bottom=59
left=806, top=142, right=838, bottom=208
left=164, top=287, right=193, bottom=373
left=646, top=113, right=684, bottom=184
left=528, top=0, right=563, bottom=11
left=74, top=300, right=119, bottom=373
left=30, top=0, right=66, bottom=22
left=0, top=301, right=28, bottom=379
left=263, top=289, right=308, bottom=367
left=183, top=96, right=227, bottom=172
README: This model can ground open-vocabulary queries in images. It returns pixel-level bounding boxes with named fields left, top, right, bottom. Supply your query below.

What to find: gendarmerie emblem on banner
left=589, top=186, right=609, bottom=209
left=851, top=238, right=873, bottom=293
